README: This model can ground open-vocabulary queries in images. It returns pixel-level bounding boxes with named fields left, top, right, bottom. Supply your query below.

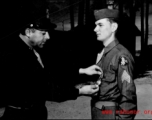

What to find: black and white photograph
left=0, top=0, right=152, bottom=119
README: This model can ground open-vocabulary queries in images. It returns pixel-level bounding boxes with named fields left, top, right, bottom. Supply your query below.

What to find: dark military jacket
left=0, top=33, right=79, bottom=106
left=0, top=33, right=49, bottom=107
left=95, top=39, right=137, bottom=119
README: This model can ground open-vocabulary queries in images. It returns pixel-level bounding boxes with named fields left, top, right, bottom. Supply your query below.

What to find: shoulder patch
left=120, top=56, right=128, bottom=66
left=121, top=70, right=130, bottom=83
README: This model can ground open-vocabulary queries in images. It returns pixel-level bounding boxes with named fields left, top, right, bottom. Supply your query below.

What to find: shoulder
left=115, top=44, right=133, bottom=58
left=115, top=44, right=131, bottom=55
left=112, top=44, right=134, bottom=66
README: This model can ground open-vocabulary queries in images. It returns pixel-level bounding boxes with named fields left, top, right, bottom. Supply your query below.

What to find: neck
left=19, top=34, right=32, bottom=49
left=103, top=34, right=115, bottom=47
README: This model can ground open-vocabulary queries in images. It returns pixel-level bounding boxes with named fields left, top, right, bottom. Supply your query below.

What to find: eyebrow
left=96, top=22, right=103, bottom=26
left=40, top=31, right=47, bottom=33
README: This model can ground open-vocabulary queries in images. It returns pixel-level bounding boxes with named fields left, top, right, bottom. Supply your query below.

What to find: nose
left=45, top=32, right=50, bottom=40
left=94, top=26, right=98, bottom=32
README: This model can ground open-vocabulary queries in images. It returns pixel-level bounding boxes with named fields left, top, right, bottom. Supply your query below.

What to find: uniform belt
left=95, top=101, right=117, bottom=109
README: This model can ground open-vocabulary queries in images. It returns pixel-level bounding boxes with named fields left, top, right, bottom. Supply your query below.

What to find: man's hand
left=79, top=65, right=102, bottom=75
left=79, top=84, right=99, bottom=95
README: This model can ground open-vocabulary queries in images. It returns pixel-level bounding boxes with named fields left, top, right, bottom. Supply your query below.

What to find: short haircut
left=107, top=18, right=119, bottom=24
left=107, top=18, right=119, bottom=35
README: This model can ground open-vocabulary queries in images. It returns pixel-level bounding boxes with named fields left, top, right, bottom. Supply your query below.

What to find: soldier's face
left=94, top=18, right=114, bottom=42
left=29, top=29, right=50, bottom=48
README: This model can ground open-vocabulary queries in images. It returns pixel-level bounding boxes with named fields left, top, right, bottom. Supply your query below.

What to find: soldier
left=91, top=8, right=137, bottom=119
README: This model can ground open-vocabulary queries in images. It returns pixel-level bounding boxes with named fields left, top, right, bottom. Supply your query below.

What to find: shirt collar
left=103, top=39, right=119, bottom=55
left=19, top=34, right=33, bottom=50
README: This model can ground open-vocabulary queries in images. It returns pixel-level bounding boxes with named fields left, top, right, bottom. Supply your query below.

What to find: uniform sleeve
left=55, top=85, right=79, bottom=102
left=0, top=52, right=15, bottom=106
left=116, top=55, right=137, bottom=119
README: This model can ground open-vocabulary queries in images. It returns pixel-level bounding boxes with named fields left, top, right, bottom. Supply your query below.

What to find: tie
left=96, top=48, right=105, bottom=64
left=33, top=49, right=44, bottom=68
left=95, top=49, right=104, bottom=85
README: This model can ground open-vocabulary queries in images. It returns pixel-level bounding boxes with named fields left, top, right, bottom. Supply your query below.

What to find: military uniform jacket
left=95, top=40, right=137, bottom=119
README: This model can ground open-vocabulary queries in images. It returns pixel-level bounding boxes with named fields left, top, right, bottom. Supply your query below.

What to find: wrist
left=78, top=88, right=81, bottom=94
left=78, top=88, right=83, bottom=95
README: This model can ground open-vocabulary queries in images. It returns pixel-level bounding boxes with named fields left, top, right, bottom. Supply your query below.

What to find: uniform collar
left=103, top=39, right=119, bottom=55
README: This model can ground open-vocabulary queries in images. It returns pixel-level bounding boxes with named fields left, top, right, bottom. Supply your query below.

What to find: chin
left=97, top=38, right=103, bottom=42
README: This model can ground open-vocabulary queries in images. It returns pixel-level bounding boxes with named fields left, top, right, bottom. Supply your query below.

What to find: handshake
left=76, top=65, right=103, bottom=95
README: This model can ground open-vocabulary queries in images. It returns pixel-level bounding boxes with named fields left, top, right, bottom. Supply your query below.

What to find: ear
left=111, top=23, right=118, bottom=32
left=25, top=28, right=31, bottom=37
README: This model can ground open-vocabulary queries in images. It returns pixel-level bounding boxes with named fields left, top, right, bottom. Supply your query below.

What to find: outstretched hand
left=79, top=84, right=99, bottom=95
left=79, top=65, right=102, bottom=75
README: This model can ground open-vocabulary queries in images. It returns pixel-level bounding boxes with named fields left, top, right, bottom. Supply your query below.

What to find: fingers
left=91, top=84, right=99, bottom=90
left=96, top=71, right=102, bottom=75
left=90, top=84, right=99, bottom=95
left=91, top=65, right=102, bottom=72
left=79, top=84, right=99, bottom=95
left=92, top=86, right=99, bottom=93
left=94, top=93, right=98, bottom=96
left=96, top=80, right=101, bottom=85
left=94, top=66, right=102, bottom=72
left=93, top=69, right=102, bottom=75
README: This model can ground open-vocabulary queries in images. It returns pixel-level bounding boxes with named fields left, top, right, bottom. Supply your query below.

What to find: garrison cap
left=94, top=8, right=119, bottom=21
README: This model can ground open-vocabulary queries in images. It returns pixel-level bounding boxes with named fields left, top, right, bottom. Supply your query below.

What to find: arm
left=75, top=65, right=102, bottom=89
left=79, top=84, right=99, bottom=95
left=79, top=65, right=102, bottom=75
left=116, top=55, right=137, bottom=119
left=58, top=84, right=99, bottom=101
left=68, top=84, right=99, bottom=96
left=54, top=64, right=101, bottom=101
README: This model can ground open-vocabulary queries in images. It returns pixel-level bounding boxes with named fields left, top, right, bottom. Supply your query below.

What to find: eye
left=98, top=23, right=103, bottom=27
left=42, top=32, right=46, bottom=35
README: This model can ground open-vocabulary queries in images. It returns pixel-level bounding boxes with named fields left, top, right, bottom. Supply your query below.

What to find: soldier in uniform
left=91, top=8, right=137, bottom=119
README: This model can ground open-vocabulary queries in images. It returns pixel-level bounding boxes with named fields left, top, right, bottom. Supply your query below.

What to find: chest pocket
left=102, top=52, right=118, bottom=82
left=103, top=67, right=115, bottom=82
